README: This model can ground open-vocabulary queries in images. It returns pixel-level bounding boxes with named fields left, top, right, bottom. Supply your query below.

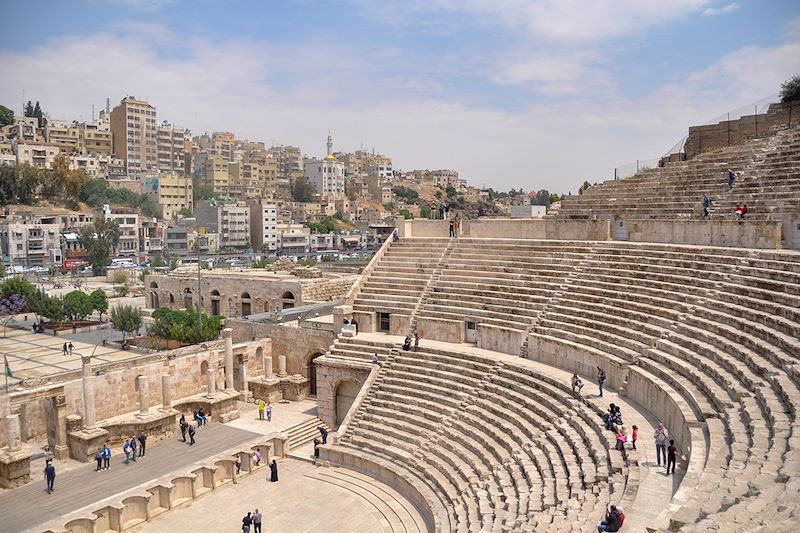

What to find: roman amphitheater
left=0, top=105, right=798, bottom=533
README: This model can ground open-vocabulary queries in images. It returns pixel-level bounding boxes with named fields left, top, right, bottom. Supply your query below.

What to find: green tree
left=150, top=307, right=222, bottom=343
left=193, top=183, right=215, bottom=202
left=0, top=277, right=36, bottom=301
left=398, top=208, right=414, bottom=219
left=150, top=253, right=165, bottom=268
left=445, top=186, right=457, bottom=198
left=531, top=189, right=551, bottom=207
left=110, top=304, right=142, bottom=341
left=0, top=105, right=13, bottom=127
left=392, top=186, right=419, bottom=204
left=780, top=74, right=800, bottom=102
left=549, top=192, right=565, bottom=204
left=178, top=206, right=192, bottom=218
left=78, top=177, right=111, bottom=206
left=89, top=289, right=108, bottom=320
left=63, top=290, right=92, bottom=321
left=32, top=101, right=46, bottom=127
left=420, top=204, right=432, bottom=219
left=78, top=216, right=120, bottom=276
left=41, top=295, right=65, bottom=323
left=308, top=216, right=340, bottom=234
left=43, top=155, right=86, bottom=200
left=291, top=176, right=316, bottom=202
left=383, top=202, right=395, bottom=211
left=578, top=181, right=592, bottom=195
left=0, top=164, right=42, bottom=205
left=23, top=101, right=34, bottom=118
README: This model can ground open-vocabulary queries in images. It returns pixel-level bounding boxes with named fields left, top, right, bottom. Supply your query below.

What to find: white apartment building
left=276, top=222, right=310, bottom=255
left=0, top=221, right=61, bottom=267
left=144, top=174, right=193, bottom=220
left=15, top=143, right=60, bottom=169
left=304, top=133, right=345, bottom=199
left=157, top=121, right=189, bottom=174
left=110, top=96, right=157, bottom=175
left=249, top=200, right=278, bottom=253
left=430, top=169, right=459, bottom=188
left=102, top=205, right=140, bottom=257
left=194, top=200, right=250, bottom=248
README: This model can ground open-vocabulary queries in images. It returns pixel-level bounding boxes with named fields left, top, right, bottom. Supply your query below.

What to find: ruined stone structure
left=144, top=269, right=356, bottom=317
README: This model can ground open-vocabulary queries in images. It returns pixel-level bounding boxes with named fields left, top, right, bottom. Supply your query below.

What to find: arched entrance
left=335, top=380, right=360, bottom=426
left=305, top=351, right=325, bottom=396
left=183, top=288, right=193, bottom=310
left=281, top=291, right=295, bottom=309
left=241, top=292, right=251, bottom=317
left=149, top=282, right=159, bottom=308
left=210, top=290, right=221, bottom=316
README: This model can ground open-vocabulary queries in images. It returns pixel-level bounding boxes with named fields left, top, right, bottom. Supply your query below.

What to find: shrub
left=780, top=74, right=800, bottom=102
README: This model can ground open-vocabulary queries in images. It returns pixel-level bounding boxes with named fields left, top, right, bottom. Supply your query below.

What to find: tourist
left=137, top=431, right=147, bottom=457
left=253, top=508, right=263, bottom=533
left=615, top=426, right=627, bottom=452
left=179, top=414, right=187, bottom=442
left=129, top=435, right=137, bottom=462
left=242, top=511, right=253, bottom=533
left=314, top=437, right=321, bottom=458
left=453, top=216, right=460, bottom=237
left=269, top=459, right=279, bottom=482
left=68, top=342, right=74, bottom=355
left=44, top=461, right=56, bottom=494
left=351, top=319, right=358, bottom=333
left=414, top=332, right=420, bottom=352
left=735, top=204, right=748, bottom=221
left=102, top=443, right=111, bottom=469
left=266, top=400, right=272, bottom=422
left=449, top=218, right=455, bottom=238
left=631, top=425, right=638, bottom=450
left=258, top=398, right=266, bottom=421
left=253, top=449, right=261, bottom=466
left=654, top=423, right=669, bottom=466
left=667, top=439, right=678, bottom=475
left=235, top=454, right=242, bottom=474
left=319, top=426, right=328, bottom=444
left=62, top=343, right=68, bottom=356
left=371, top=353, right=381, bottom=366
left=571, top=373, right=584, bottom=395
left=597, top=504, right=622, bottom=532
left=596, top=367, right=606, bottom=398
left=123, top=439, right=131, bottom=464
left=402, top=335, right=412, bottom=351
left=702, top=194, right=712, bottom=219
left=188, top=423, right=196, bottom=445
left=728, top=169, right=736, bottom=190
left=95, top=449, right=103, bottom=471
left=196, top=408, right=208, bottom=427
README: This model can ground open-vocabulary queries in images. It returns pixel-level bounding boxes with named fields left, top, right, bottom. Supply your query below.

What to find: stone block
left=0, top=446, right=34, bottom=488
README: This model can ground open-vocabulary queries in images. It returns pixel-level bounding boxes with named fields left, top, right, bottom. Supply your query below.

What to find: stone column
left=161, top=374, right=172, bottom=409
left=206, top=368, right=216, bottom=397
left=138, top=375, right=149, bottom=416
left=5, top=414, right=22, bottom=452
left=263, top=355, right=273, bottom=380
left=81, top=356, right=96, bottom=430
left=223, top=328, right=234, bottom=391
left=278, top=355, right=287, bottom=377
left=239, top=356, right=250, bottom=400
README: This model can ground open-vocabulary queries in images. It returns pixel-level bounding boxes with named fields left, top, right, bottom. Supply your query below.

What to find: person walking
left=654, top=423, right=669, bottom=466
left=179, top=414, right=187, bottom=442
left=596, top=367, right=606, bottom=398
left=242, top=512, right=253, bottom=533
left=62, top=343, right=68, bottom=356
left=235, top=454, right=242, bottom=474
left=252, top=450, right=261, bottom=466
left=728, top=169, right=736, bottom=190
left=258, top=398, right=266, bottom=421
left=449, top=218, right=455, bottom=238
left=129, top=436, right=137, bottom=462
left=265, top=400, right=272, bottom=422
left=269, top=459, right=278, bottom=482
left=102, top=443, right=111, bottom=470
left=252, top=509, right=263, bottom=533
left=123, top=439, right=131, bottom=464
left=414, top=332, right=420, bottom=352
left=137, top=431, right=147, bottom=458
left=702, top=194, right=712, bottom=219
left=314, top=437, right=321, bottom=458
left=667, top=439, right=678, bottom=475
left=631, top=425, right=638, bottom=450
left=319, top=426, right=328, bottom=444
left=44, top=461, right=56, bottom=494
left=95, top=449, right=103, bottom=471
left=68, top=342, right=74, bottom=355
left=188, top=423, right=196, bottom=446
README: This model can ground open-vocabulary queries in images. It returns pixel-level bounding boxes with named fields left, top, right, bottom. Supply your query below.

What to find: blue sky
left=2, top=0, right=799, bottom=192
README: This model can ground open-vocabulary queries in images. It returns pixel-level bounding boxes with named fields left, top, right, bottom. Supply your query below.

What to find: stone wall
left=684, top=101, right=800, bottom=159
left=626, top=219, right=782, bottom=249
left=401, top=218, right=612, bottom=241
left=228, top=320, right=335, bottom=377
left=300, top=276, right=358, bottom=303
left=315, top=359, right=370, bottom=428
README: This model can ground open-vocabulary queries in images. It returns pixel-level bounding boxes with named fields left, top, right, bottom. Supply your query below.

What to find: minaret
left=326, top=131, right=333, bottom=156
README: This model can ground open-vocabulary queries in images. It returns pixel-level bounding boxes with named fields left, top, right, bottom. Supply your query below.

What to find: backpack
left=123, top=442, right=130, bottom=452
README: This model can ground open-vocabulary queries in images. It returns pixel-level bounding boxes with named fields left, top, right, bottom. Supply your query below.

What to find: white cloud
left=0, top=26, right=798, bottom=194
left=701, top=3, right=740, bottom=16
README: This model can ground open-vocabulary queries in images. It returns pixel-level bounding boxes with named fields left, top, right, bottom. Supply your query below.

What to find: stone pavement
left=0, top=327, right=144, bottom=386
left=129, top=459, right=389, bottom=533
left=0, top=422, right=260, bottom=533
left=358, top=332, right=681, bottom=531
left=227, top=398, right=323, bottom=436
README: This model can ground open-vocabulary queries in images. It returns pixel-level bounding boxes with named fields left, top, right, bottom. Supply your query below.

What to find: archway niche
left=335, top=380, right=360, bottom=426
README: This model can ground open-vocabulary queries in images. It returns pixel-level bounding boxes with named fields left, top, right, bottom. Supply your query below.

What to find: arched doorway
left=281, top=291, right=295, bottom=310
left=183, top=288, right=193, bottom=310
left=169, top=293, right=175, bottom=305
left=241, top=292, right=251, bottom=317
left=306, top=351, right=325, bottom=396
left=335, top=380, right=360, bottom=426
left=210, top=290, right=221, bottom=316
left=200, top=360, right=209, bottom=379
left=149, top=282, right=159, bottom=308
